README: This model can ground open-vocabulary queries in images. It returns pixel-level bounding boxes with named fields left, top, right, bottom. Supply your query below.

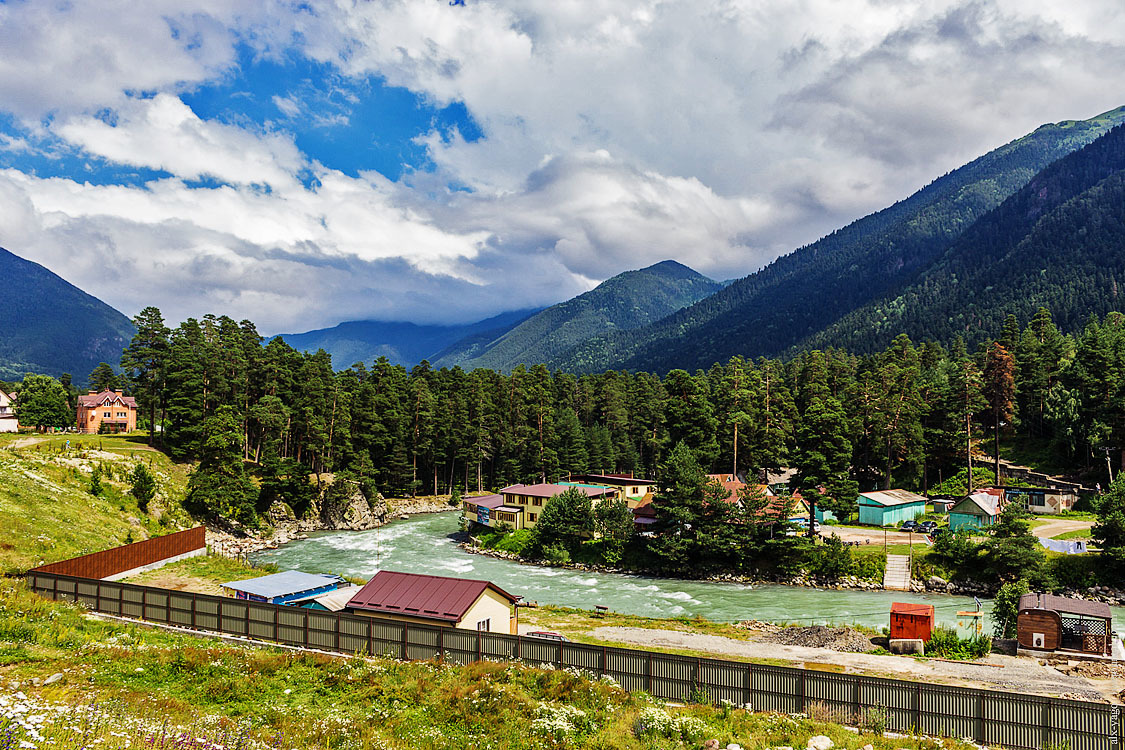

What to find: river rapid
left=251, top=511, right=1123, bottom=633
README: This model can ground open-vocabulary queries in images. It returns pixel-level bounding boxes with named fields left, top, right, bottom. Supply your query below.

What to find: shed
left=346, top=570, right=520, bottom=634
left=292, top=585, right=363, bottom=612
left=948, top=490, right=1002, bottom=531
left=930, top=497, right=956, bottom=514
left=857, top=489, right=927, bottom=527
left=220, top=570, right=345, bottom=605
left=890, top=602, right=935, bottom=642
left=1017, top=593, right=1113, bottom=654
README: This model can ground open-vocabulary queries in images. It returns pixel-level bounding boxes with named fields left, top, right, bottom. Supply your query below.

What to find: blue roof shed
left=221, top=570, right=345, bottom=605
left=857, top=489, right=927, bottom=527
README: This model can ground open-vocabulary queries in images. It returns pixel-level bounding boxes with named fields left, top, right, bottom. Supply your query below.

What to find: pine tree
left=983, top=343, right=1017, bottom=483
left=88, top=362, right=119, bottom=393
left=120, top=307, right=169, bottom=446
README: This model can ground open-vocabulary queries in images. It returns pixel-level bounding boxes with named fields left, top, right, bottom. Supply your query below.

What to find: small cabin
left=890, top=602, right=935, bottom=642
left=1017, top=593, right=1113, bottom=655
left=948, top=490, right=1003, bottom=531
left=345, top=569, right=520, bottom=635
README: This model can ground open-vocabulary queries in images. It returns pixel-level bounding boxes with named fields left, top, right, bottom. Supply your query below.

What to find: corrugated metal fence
left=30, top=527, right=205, bottom=579
left=24, top=569, right=1122, bottom=750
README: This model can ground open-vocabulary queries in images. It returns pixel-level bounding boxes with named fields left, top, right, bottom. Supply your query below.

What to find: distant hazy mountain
left=802, top=121, right=1125, bottom=352
left=277, top=308, right=540, bottom=369
left=0, top=247, right=136, bottom=383
left=553, top=106, right=1125, bottom=373
left=434, top=260, right=721, bottom=371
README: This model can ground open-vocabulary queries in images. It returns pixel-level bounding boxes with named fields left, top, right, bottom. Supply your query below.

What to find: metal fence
left=30, top=527, right=206, bottom=579
left=24, top=570, right=1122, bottom=750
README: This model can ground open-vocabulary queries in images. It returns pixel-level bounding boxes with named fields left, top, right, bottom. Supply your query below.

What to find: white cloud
left=0, top=0, right=1123, bottom=337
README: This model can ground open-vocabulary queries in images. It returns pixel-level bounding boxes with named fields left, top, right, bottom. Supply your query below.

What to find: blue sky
left=0, top=0, right=1122, bottom=334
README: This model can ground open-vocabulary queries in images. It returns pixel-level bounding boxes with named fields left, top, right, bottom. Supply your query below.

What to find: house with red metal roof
left=346, top=570, right=520, bottom=634
left=567, top=473, right=655, bottom=505
left=77, top=390, right=138, bottom=434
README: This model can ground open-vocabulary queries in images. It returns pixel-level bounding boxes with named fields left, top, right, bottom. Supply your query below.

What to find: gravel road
left=591, top=626, right=1105, bottom=700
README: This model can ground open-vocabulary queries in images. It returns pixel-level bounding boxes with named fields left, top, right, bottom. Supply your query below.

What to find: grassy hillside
left=0, top=579, right=971, bottom=750
left=0, top=433, right=192, bottom=574
left=436, top=260, right=721, bottom=371
left=555, top=106, right=1125, bottom=373
left=0, top=247, right=136, bottom=382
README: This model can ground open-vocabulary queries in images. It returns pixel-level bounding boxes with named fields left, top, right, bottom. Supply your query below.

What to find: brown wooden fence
left=24, top=569, right=1121, bottom=750
left=30, top=527, right=205, bottom=579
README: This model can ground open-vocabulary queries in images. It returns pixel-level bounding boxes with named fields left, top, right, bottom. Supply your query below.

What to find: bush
left=927, top=626, right=991, bottom=659
left=542, top=543, right=571, bottom=565
left=493, top=529, right=532, bottom=555
left=130, top=463, right=157, bottom=512
left=992, top=578, right=1030, bottom=637
left=809, top=534, right=853, bottom=579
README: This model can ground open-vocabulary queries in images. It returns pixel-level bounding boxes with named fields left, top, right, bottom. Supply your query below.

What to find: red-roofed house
left=0, top=390, right=18, bottom=433
left=77, top=390, right=138, bottom=434
left=346, top=570, right=519, bottom=634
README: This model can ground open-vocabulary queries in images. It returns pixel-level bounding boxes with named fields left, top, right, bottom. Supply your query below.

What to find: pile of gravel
left=761, top=625, right=877, bottom=653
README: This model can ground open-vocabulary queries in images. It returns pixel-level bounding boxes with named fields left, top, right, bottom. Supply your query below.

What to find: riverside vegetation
left=0, top=579, right=977, bottom=750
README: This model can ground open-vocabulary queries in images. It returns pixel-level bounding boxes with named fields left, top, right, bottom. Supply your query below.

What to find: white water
left=252, top=512, right=1123, bottom=633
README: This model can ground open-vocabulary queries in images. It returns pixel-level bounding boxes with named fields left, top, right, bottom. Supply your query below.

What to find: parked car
left=919, top=520, right=938, bottom=533
left=900, top=520, right=919, bottom=532
left=526, top=631, right=569, bottom=642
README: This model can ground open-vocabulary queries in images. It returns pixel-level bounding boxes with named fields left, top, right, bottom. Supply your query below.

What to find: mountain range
left=2, top=105, right=1124, bottom=381
left=0, top=247, right=135, bottom=383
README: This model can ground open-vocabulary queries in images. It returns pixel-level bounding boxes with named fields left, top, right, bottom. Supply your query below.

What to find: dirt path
left=1032, top=518, right=1093, bottom=539
left=819, top=526, right=928, bottom=545
left=590, top=626, right=1106, bottom=700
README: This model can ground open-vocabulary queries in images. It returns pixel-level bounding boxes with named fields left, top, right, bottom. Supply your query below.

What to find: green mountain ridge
left=433, top=260, right=721, bottom=371
left=0, top=247, right=135, bottom=383
left=551, top=106, right=1125, bottom=373
left=801, top=122, right=1125, bottom=352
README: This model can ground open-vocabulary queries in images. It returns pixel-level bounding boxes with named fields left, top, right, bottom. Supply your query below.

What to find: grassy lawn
left=0, top=433, right=193, bottom=574
left=1053, top=528, right=1093, bottom=540
left=0, top=578, right=964, bottom=750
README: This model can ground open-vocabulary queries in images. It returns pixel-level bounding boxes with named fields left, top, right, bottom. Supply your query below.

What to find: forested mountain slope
left=553, top=106, right=1125, bottom=373
left=434, top=260, right=720, bottom=371
left=802, top=123, right=1125, bottom=352
left=280, top=308, right=539, bottom=368
left=0, top=247, right=135, bottom=382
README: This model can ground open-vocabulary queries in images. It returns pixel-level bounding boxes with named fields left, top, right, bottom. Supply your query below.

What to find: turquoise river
left=252, top=512, right=1124, bottom=633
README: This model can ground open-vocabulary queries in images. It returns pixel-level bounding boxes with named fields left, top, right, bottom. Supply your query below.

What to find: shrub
left=927, top=626, right=992, bottom=659
left=992, top=578, right=1030, bottom=638
left=493, top=529, right=532, bottom=555
left=542, top=543, right=571, bottom=565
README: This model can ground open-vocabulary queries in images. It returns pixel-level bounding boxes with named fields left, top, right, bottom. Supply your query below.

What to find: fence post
left=438, top=626, right=444, bottom=662
left=800, top=669, right=807, bottom=713
left=367, top=617, right=373, bottom=656
left=977, top=691, right=985, bottom=745
left=275, top=604, right=280, bottom=643
left=304, top=608, right=309, bottom=648
left=477, top=628, right=482, bottom=662
left=1041, top=698, right=1050, bottom=749
left=855, top=677, right=862, bottom=724
left=745, top=663, right=752, bottom=709
left=191, top=592, right=197, bottom=630
left=95, top=580, right=101, bottom=612
left=52, top=575, right=57, bottom=601
left=915, top=682, right=922, bottom=732
left=119, top=584, right=124, bottom=616
left=646, top=651, right=652, bottom=693
left=602, top=646, right=607, bottom=676
left=165, top=589, right=171, bottom=623
left=141, top=588, right=146, bottom=621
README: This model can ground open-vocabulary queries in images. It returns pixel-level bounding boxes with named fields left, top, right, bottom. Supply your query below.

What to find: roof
left=292, top=585, right=363, bottom=612
left=858, top=489, right=928, bottom=507
left=891, top=602, right=935, bottom=617
left=951, top=490, right=1002, bottom=517
left=464, top=494, right=504, bottom=509
left=347, top=570, right=518, bottom=623
left=500, top=483, right=616, bottom=499
left=1018, top=593, right=1112, bottom=619
left=221, top=570, right=343, bottom=599
left=78, top=390, right=138, bottom=408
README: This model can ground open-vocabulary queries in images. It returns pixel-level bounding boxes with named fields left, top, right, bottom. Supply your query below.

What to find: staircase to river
left=883, top=554, right=911, bottom=591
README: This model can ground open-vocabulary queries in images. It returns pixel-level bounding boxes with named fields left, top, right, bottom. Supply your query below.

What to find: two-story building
left=567, top=473, right=655, bottom=507
left=462, top=483, right=619, bottom=531
left=77, top=390, right=138, bottom=434
left=0, top=391, right=18, bottom=433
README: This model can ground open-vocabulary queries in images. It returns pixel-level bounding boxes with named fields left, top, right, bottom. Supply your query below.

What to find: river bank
left=457, top=538, right=995, bottom=597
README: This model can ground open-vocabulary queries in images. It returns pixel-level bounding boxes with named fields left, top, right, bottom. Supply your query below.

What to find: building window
left=476, top=619, right=490, bottom=631
left=103, top=412, right=111, bottom=418
left=117, top=412, right=126, bottom=417
left=533, top=498, right=542, bottom=506
left=529, top=513, right=537, bottom=522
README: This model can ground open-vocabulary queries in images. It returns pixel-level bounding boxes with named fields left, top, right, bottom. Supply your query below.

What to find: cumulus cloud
left=0, top=0, right=1122, bottom=336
